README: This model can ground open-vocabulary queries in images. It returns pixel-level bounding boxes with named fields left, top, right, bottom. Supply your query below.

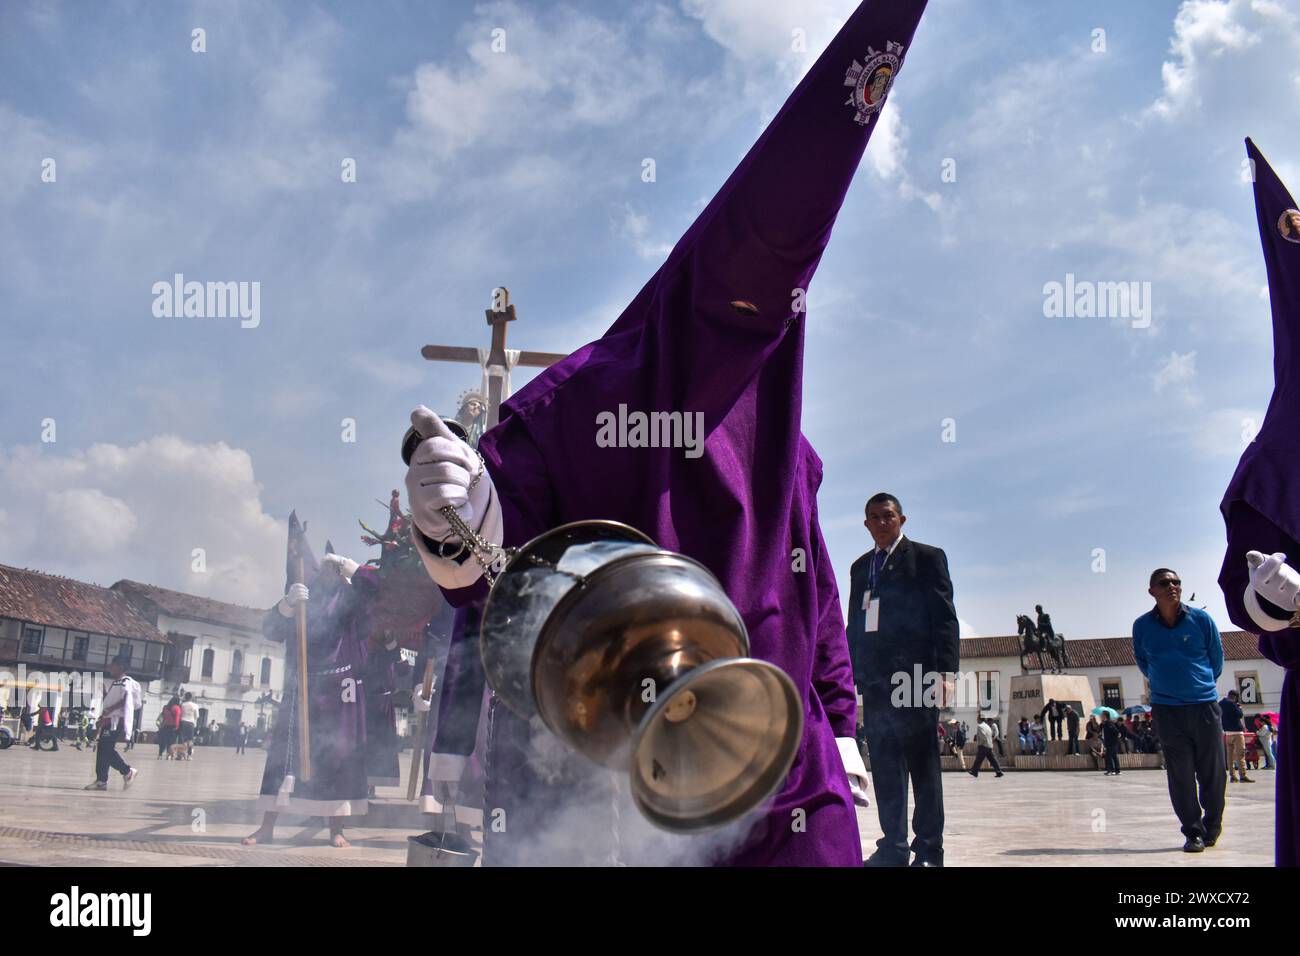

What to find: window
left=261, top=657, right=272, bottom=686
left=231, top=649, right=243, bottom=678
left=201, top=648, right=214, bottom=679
left=87, top=635, right=109, bottom=666
left=1100, top=680, right=1123, bottom=709
left=21, top=626, right=43, bottom=655
left=70, top=633, right=89, bottom=662
left=114, top=642, right=133, bottom=667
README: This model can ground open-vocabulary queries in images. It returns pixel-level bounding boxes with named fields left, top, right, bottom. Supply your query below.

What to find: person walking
left=1255, top=715, right=1277, bottom=771
left=1064, top=704, right=1081, bottom=755
left=179, top=693, right=198, bottom=760
left=943, top=719, right=966, bottom=771
left=1220, top=690, right=1255, bottom=783
left=1133, top=568, right=1226, bottom=853
left=85, top=650, right=141, bottom=792
left=29, top=704, right=58, bottom=751
left=158, top=696, right=181, bottom=759
left=235, top=723, right=248, bottom=755
left=968, top=719, right=1004, bottom=778
left=1100, top=713, right=1122, bottom=775
left=847, top=493, right=960, bottom=868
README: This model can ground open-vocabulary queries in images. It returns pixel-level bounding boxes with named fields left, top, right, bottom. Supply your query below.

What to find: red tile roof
left=961, top=631, right=1263, bottom=667
left=0, top=565, right=164, bottom=643
left=111, top=580, right=266, bottom=634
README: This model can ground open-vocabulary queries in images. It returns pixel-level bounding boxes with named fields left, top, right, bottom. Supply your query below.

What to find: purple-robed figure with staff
left=243, top=512, right=370, bottom=848
left=1218, top=138, right=1300, bottom=867
left=404, top=0, right=931, bottom=865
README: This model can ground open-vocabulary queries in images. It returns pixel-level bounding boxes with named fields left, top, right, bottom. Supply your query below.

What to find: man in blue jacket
left=1132, top=568, right=1226, bottom=853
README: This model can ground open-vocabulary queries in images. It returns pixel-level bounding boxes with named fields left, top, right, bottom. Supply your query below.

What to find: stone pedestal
left=1008, top=674, right=1096, bottom=732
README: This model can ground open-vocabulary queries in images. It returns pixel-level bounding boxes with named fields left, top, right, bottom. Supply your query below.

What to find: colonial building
left=956, top=630, right=1285, bottom=731
left=0, top=564, right=172, bottom=721
left=110, top=580, right=284, bottom=738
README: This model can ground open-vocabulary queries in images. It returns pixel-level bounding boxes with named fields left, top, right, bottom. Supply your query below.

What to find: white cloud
left=615, top=205, right=675, bottom=260
left=44, top=489, right=139, bottom=554
left=1184, top=406, right=1263, bottom=458
left=1153, top=350, right=1199, bottom=394
left=1151, top=0, right=1299, bottom=119
left=865, top=101, right=942, bottom=212
left=0, top=437, right=285, bottom=606
left=681, top=0, right=857, bottom=76
left=400, top=2, right=668, bottom=161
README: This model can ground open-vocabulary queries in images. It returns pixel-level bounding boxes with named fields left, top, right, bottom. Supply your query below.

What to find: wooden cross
left=420, top=288, right=567, bottom=428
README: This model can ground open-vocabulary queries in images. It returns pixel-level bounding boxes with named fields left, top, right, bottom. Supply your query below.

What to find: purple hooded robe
left=438, top=0, right=931, bottom=865
left=256, top=514, right=369, bottom=817
left=1218, top=139, right=1300, bottom=867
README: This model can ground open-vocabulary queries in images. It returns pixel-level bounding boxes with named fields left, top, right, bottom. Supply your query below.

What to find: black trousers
left=1049, top=717, right=1062, bottom=740
left=863, top=709, right=944, bottom=864
left=1104, top=748, right=1120, bottom=773
left=95, top=727, right=130, bottom=782
left=970, top=745, right=1001, bottom=775
left=1152, top=702, right=1226, bottom=841
left=1067, top=728, right=1080, bottom=754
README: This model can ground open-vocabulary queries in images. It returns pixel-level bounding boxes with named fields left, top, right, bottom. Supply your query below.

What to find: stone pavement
left=0, top=744, right=1277, bottom=866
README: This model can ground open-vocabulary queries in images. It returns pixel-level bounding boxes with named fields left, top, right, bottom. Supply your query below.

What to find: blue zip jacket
left=1132, top=605, right=1223, bottom=706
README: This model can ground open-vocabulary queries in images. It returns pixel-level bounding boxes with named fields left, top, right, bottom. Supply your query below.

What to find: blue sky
left=2, top=0, right=1298, bottom=639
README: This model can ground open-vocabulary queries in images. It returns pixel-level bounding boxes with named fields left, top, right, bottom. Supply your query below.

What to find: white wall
left=138, top=613, right=285, bottom=733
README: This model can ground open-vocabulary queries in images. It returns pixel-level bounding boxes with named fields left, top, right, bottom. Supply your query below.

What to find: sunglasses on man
left=1153, top=579, right=1182, bottom=588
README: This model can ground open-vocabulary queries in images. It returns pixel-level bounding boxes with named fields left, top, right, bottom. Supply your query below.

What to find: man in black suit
left=847, top=493, right=960, bottom=867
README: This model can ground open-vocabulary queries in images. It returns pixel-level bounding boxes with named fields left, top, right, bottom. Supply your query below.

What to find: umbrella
left=1092, top=706, right=1120, bottom=718
left=1123, top=705, right=1152, bottom=716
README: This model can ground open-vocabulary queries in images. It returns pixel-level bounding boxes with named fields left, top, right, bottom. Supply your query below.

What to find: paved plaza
left=0, top=744, right=1278, bottom=866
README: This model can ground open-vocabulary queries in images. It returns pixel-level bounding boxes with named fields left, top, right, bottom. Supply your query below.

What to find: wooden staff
left=406, top=657, right=436, bottom=801
left=295, top=557, right=312, bottom=782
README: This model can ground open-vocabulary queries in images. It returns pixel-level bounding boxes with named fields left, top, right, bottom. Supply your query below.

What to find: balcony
left=226, top=672, right=255, bottom=688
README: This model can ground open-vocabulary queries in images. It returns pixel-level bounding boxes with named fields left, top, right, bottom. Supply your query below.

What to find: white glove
left=321, top=553, right=359, bottom=583
left=276, top=582, right=309, bottom=618
left=405, top=406, right=503, bottom=589
left=1246, top=551, right=1300, bottom=610
left=406, top=406, right=493, bottom=539
left=837, top=737, right=870, bottom=808
left=412, top=685, right=432, bottom=713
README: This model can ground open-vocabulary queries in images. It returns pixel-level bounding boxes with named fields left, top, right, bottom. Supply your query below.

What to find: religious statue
left=454, top=390, right=487, bottom=448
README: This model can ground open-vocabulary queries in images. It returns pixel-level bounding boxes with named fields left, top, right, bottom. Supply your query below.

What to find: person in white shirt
left=967, top=719, right=1004, bottom=779
left=179, top=693, right=199, bottom=760
left=85, top=650, right=140, bottom=791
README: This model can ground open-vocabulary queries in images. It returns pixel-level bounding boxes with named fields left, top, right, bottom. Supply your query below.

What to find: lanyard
left=867, top=537, right=901, bottom=593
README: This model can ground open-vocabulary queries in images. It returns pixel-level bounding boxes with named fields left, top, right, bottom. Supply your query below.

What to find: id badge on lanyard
left=863, top=590, right=880, bottom=633
left=863, top=555, right=884, bottom=633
